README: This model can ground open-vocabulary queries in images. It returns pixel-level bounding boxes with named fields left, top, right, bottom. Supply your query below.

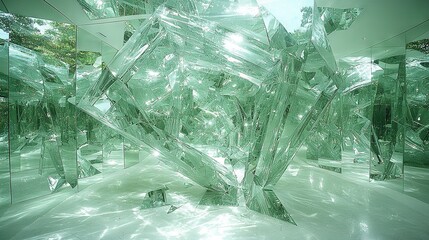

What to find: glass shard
left=47, top=176, right=67, bottom=192
left=167, top=205, right=180, bottom=214
left=141, top=186, right=170, bottom=209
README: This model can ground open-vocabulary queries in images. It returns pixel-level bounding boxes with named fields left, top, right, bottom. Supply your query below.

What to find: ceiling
left=1, top=0, right=428, bottom=60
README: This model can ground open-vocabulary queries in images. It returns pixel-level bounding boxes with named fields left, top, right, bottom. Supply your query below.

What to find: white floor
left=1, top=151, right=429, bottom=240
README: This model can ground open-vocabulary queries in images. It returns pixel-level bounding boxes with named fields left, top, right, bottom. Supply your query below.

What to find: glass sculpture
left=77, top=0, right=340, bottom=223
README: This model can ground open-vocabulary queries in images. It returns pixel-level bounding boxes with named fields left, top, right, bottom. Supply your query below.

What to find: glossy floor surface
left=1, top=151, right=428, bottom=240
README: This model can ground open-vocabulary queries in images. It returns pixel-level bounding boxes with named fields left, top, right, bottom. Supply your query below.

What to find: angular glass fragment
left=141, top=186, right=170, bottom=209
left=47, top=176, right=67, bottom=192
left=77, top=155, right=101, bottom=178
left=167, top=205, right=180, bottom=214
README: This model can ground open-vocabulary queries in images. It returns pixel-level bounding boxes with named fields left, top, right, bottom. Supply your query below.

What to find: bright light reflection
left=77, top=207, right=96, bottom=216
left=360, top=222, right=369, bottom=232
left=148, top=70, right=160, bottom=77
left=236, top=6, right=260, bottom=16
left=286, top=165, right=300, bottom=177
left=99, top=228, right=108, bottom=239
left=234, top=168, right=245, bottom=182
left=223, top=33, right=244, bottom=52
left=226, top=56, right=241, bottom=63
left=107, top=160, right=120, bottom=166
left=96, top=0, right=103, bottom=8
left=229, top=33, right=243, bottom=43
left=152, top=149, right=160, bottom=157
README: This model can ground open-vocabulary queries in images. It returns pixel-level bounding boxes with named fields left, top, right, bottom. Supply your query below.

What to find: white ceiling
left=1, top=0, right=428, bottom=60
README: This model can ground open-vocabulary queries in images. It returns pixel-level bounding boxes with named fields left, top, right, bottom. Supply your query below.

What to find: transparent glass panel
left=0, top=35, right=11, bottom=206
left=339, top=55, right=379, bottom=181
left=404, top=34, right=429, bottom=203
left=76, top=28, right=103, bottom=180
left=369, top=46, right=405, bottom=191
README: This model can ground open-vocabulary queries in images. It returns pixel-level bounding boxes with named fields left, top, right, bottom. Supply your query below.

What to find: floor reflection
left=1, top=153, right=429, bottom=239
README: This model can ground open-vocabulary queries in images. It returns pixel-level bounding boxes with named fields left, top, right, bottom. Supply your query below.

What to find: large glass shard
left=241, top=2, right=339, bottom=223
left=79, top=1, right=339, bottom=224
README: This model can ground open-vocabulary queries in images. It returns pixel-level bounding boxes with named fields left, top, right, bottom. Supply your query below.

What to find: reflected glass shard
left=339, top=58, right=380, bottom=166
left=370, top=54, right=405, bottom=180
left=2, top=13, right=78, bottom=202
left=404, top=37, right=429, bottom=202
left=77, top=0, right=166, bottom=19
left=405, top=38, right=429, bottom=165
left=319, top=7, right=362, bottom=34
